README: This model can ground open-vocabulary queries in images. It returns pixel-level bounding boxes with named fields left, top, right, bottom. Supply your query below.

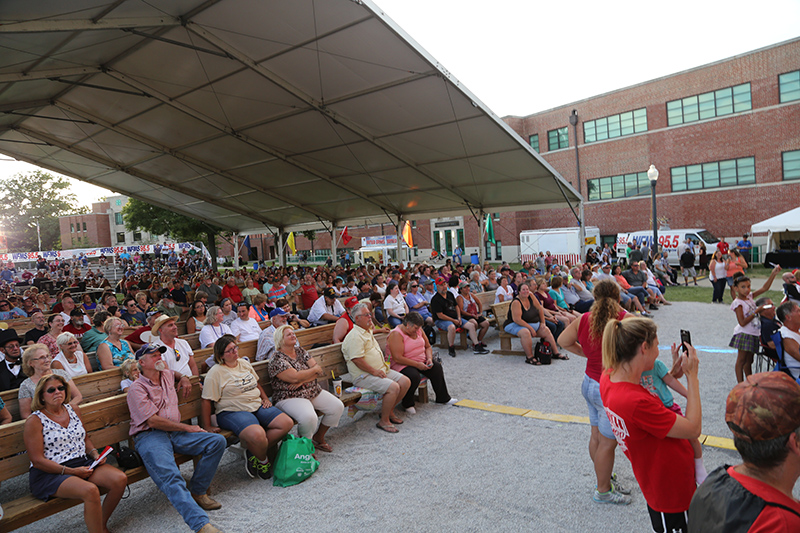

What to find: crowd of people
left=1, top=249, right=800, bottom=532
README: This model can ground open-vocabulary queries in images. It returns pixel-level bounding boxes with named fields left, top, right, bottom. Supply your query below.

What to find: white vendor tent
left=750, top=206, right=800, bottom=252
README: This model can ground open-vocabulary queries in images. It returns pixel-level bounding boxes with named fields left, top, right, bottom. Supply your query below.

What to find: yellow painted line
left=456, top=399, right=737, bottom=450
left=454, top=399, right=531, bottom=416
left=524, top=410, right=591, bottom=424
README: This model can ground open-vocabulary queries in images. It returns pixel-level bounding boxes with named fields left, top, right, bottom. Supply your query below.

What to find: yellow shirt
left=201, top=359, right=261, bottom=414
left=342, top=324, right=389, bottom=379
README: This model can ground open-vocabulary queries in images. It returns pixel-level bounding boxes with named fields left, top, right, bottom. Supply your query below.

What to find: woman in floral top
left=268, top=325, right=344, bottom=453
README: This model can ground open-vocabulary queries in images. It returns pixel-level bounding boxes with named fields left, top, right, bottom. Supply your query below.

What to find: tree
left=0, top=170, right=84, bottom=252
left=301, top=230, right=317, bottom=254
left=122, top=198, right=227, bottom=269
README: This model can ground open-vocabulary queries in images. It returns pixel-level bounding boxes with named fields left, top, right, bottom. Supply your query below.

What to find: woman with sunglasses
left=96, top=317, right=134, bottom=370
left=51, top=332, right=92, bottom=378
left=18, top=344, right=83, bottom=419
left=186, top=300, right=207, bottom=334
left=24, top=373, right=127, bottom=533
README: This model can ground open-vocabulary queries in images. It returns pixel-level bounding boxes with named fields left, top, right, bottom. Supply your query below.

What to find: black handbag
left=115, top=446, right=143, bottom=470
left=535, top=341, right=552, bottom=365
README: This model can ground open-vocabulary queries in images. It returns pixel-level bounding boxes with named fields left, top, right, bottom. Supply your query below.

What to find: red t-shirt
left=717, top=241, right=730, bottom=254
left=301, top=284, right=318, bottom=310
left=64, top=322, right=92, bottom=339
left=577, top=309, right=626, bottom=382
left=599, top=373, right=695, bottom=513
left=728, top=466, right=800, bottom=531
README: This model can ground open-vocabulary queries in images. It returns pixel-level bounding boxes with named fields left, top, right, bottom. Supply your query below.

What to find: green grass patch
left=664, top=285, right=784, bottom=304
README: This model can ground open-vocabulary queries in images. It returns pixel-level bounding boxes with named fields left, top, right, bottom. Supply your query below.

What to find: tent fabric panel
left=751, top=207, right=800, bottom=233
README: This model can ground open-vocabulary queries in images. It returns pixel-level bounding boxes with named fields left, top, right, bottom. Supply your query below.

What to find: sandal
left=375, top=422, right=399, bottom=433
left=525, top=356, right=542, bottom=366
left=552, top=353, right=570, bottom=360
left=312, top=440, right=333, bottom=453
left=389, top=416, right=404, bottom=425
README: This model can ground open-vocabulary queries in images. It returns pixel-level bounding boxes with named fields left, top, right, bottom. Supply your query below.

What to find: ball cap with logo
left=725, top=372, right=800, bottom=443
left=134, top=343, right=167, bottom=360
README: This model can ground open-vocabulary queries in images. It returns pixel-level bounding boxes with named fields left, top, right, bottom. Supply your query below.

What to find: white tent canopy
left=0, top=0, right=581, bottom=235
left=750, top=206, right=800, bottom=252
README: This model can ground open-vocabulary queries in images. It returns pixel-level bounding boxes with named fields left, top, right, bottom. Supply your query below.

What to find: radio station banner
left=361, top=235, right=398, bottom=247
left=0, top=242, right=199, bottom=263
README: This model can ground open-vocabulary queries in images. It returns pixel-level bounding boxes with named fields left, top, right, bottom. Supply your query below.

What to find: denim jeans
left=134, top=429, right=227, bottom=532
left=627, top=286, right=648, bottom=305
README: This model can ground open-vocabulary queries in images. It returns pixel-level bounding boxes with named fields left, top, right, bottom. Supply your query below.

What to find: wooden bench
left=474, top=290, right=497, bottom=327
left=489, top=301, right=525, bottom=355
left=0, top=351, right=373, bottom=532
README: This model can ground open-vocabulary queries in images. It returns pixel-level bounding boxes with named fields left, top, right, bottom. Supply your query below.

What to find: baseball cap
left=435, top=278, right=447, bottom=286
left=69, top=308, right=84, bottom=317
left=135, top=343, right=167, bottom=360
left=344, top=296, right=358, bottom=309
left=322, top=287, right=336, bottom=299
left=269, top=308, right=288, bottom=318
left=725, top=372, right=800, bottom=442
left=423, top=279, right=434, bottom=286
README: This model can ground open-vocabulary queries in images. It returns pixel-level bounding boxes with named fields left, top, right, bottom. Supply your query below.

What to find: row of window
left=116, top=231, right=141, bottom=243
left=666, top=83, right=751, bottom=126
left=527, top=70, right=799, bottom=152
left=586, top=151, right=800, bottom=201
left=70, top=222, right=87, bottom=233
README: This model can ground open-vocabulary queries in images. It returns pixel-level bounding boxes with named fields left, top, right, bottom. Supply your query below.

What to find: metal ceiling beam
left=185, top=22, right=485, bottom=209
left=0, top=67, right=102, bottom=84
left=14, top=126, right=284, bottom=229
left=0, top=144, right=239, bottom=232
left=54, top=101, right=340, bottom=222
left=0, top=17, right=182, bottom=33
left=103, top=68, right=400, bottom=214
left=0, top=99, right=53, bottom=113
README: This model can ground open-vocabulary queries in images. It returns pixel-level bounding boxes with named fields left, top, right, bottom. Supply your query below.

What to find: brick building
left=223, top=38, right=800, bottom=265
left=59, top=195, right=172, bottom=250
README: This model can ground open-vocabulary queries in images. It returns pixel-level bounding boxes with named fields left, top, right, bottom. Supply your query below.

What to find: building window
left=116, top=232, right=125, bottom=244
left=547, top=127, right=568, bottom=151
left=495, top=240, right=502, bottom=260
left=82, top=222, right=87, bottom=232
left=70, top=223, right=74, bottom=233
left=133, top=232, right=142, bottom=241
left=587, top=172, right=649, bottom=201
left=666, top=83, right=751, bottom=126
left=493, top=213, right=500, bottom=221
left=485, top=241, right=492, bottom=260
left=583, top=108, right=647, bottom=143
left=779, top=70, right=800, bottom=103
left=411, top=220, right=416, bottom=228
left=671, top=156, right=755, bottom=192
left=115, top=212, right=123, bottom=225
left=783, top=150, right=800, bottom=181
left=529, top=134, right=539, bottom=152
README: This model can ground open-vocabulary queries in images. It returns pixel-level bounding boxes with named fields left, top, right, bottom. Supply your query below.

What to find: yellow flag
left=402, top=220, right=414, bottom=247
left=287, top=232, right=297, bottom=255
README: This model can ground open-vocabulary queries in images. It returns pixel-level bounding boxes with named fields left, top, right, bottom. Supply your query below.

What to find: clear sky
left=1, top=0, right=798, bottom=205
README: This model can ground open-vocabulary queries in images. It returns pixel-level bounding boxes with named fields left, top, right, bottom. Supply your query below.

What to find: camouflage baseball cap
left=725, top=372, right=800, bottom=442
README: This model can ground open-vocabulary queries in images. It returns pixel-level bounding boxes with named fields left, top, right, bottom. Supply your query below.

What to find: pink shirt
left=127, top=369, right=181, bottom=436
left=389, top=327, right=426, bottom=372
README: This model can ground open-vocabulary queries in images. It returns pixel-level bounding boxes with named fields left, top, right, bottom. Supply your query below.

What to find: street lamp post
left=647, top=164, right=659, bottom=259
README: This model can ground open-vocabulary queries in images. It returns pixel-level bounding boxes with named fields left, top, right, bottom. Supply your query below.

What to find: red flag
left=341, top=226, right=352, bottom=246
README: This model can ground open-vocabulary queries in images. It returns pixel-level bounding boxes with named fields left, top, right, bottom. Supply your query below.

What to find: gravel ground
left=5, top=299, right=798, bottom=532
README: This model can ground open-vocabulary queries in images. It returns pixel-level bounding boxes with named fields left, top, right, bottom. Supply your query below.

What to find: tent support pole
left=479, top=210, right=486, bottom=265
left=278, top=230, right=286, bottom=267
left=330, top=222, right=337, bottom=266
left=396, top=217, right=403, bottom=266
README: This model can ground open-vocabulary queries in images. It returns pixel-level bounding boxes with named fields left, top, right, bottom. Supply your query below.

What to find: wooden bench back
left=490, top=300, right=512, bottom=327
left=474, top=290, right=496, bottom=310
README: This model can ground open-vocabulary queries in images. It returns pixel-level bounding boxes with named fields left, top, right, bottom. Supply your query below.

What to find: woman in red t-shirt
left=600, top=317, right=701, bottom=533
left=559, top=280, right=631, bottom=505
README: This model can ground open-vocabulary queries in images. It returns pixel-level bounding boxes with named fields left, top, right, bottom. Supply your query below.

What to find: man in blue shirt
left=737, top=234, right=753, bottom=266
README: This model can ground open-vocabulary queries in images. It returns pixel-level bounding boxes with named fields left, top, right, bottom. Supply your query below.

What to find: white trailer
left=520, top=226, right=601, bottom=266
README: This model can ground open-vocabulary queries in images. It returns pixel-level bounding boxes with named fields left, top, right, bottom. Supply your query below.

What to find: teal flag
left=485, top=214, right=496, bottom=244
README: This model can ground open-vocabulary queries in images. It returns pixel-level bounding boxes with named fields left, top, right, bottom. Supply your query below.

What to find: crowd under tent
left=0, top=0, right=582, bottom=264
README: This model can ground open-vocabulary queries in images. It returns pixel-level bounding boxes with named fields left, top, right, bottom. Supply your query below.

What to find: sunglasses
left=173, top=347, right=182, bottom=362
left=45, top=385, right=66, bottom=394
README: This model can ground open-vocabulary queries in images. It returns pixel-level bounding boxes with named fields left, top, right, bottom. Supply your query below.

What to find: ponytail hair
left=602, top=317, right=658, bottom=371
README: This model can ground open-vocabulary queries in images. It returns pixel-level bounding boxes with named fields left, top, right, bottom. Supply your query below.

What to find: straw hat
left=151, top=315, right=178, bottom=336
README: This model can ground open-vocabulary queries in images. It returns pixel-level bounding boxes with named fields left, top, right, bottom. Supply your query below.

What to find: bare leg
left=55, top=476, right=103, bottom=533
left=735, top=350, right=754, bottom=383
left=588, top=426, right=616, bottom=493
left=518, top=328, right=533, bottom=358
left=88, top=464, right=127, bottom=532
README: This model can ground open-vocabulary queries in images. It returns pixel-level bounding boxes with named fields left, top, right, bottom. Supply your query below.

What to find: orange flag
left=402, top=220, right=414, bottom=247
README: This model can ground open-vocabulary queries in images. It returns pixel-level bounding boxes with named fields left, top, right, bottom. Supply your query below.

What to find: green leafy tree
left=122, top=198, right=226, bottom=269
left=301, top=230, right=317, bottom=254
left=0, top=170, right=84, bottom=252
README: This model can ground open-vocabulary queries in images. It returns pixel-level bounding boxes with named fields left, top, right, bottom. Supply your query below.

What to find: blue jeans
left=387, top=316, right=403, bottom=328
left=627, top=286, right=648, bottom=305
left=134, top=430, right=227, bottom=532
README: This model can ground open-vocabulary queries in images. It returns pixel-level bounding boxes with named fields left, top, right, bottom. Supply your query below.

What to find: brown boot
left=192, top=493, right=222, bottom=511
left=197, top=523, right=223, bottom=533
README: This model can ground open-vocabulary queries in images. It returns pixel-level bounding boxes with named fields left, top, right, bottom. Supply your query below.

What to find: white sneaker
left=405, top=407, right=417, bottom=415
left=444, top=398, right=459, bottom=406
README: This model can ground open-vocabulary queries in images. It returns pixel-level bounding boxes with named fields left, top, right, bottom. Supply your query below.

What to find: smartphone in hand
left=680, top=329, right=691, bottom=353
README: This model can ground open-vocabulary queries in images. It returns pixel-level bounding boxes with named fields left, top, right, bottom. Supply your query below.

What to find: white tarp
left=750, top=206, right=800, bottom=253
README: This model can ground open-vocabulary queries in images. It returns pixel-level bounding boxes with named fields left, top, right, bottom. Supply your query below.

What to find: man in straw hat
left=151, top=314, right=199, bottom=379
left=688, top=372, right=800, bottom=530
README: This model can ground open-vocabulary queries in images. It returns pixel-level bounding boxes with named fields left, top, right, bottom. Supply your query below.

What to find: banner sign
left=361, top=235, right=398, bottom=247
left=0, top=242, right=198, bottom=263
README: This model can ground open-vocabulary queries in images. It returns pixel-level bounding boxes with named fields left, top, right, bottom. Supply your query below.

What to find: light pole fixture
left=647, top=164, right=659, bottom=258
left=568, top=109, right=581, bottom=195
